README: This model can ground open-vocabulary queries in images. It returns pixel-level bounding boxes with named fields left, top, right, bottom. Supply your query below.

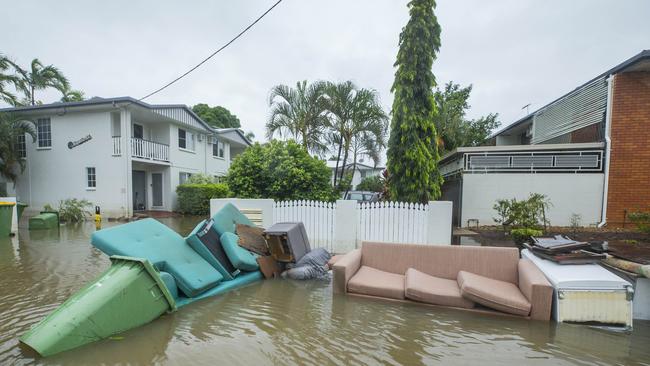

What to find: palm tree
left=0, top=113, right=36, bottom=184
left=16, top=58, right=69, bottom=105
left=322, top=81, right=356, bottom=187
left=60, top=86, right=85, bottom=102
left=266, top=80, right=329, bottom=155
left=0, top=54, right=23, bottom=106
left=323, top=82, right=388, bottom=187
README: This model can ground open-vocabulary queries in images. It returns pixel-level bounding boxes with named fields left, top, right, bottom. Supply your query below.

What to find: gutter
left=598, top=75, right=615, bottom=228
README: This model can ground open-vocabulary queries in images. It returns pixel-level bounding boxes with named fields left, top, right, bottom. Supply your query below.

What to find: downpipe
left=598, top=75, right=614, bottom=228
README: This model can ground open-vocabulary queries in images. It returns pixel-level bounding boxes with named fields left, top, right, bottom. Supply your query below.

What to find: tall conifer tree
left=386, top=0, right=442, bottom=203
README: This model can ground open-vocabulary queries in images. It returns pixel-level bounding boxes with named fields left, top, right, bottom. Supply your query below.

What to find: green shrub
left=493, top=193, right=551, bottom=230
left=510, top=228, right=543, bottom=246
left=226, top=140, right=337, bottom=202
left=176, top=183, right=230, bottom=215
left=356, top=175, right=384, bottom=192
left=628, top=210, right=650, bottom=234
left=185, top=173, right=217, bottom=184
left=46, top=198, right=93, bottom=223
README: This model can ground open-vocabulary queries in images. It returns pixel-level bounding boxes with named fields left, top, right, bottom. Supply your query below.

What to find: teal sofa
left=91, top=203, right=263, bottom=304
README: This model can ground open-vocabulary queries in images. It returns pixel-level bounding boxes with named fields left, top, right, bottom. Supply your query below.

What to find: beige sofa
left=333, top=242, right=553, bottom=320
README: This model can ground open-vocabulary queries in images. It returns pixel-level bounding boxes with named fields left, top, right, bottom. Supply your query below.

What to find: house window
left=37, top=118, right=52, bottom=148
left=178, top=128, right=195, bottom=151
left=86, top=167, right=96, bottom=189
left=16, top=134, right=26, bottom=158
left=360, top=170, right=367, bottom=179
left=179, top=172, right=192, bottom=184
left=178, top=128, right=186, bottom=149
left=212, top=138, right=225, bottom=158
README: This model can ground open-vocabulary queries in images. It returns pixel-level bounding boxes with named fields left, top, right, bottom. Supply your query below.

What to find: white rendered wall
left=168, top=125, right=231, bottom=209
left=15, top=111, right=129, bottom=218
left=461, top=173, right=604, bottom=227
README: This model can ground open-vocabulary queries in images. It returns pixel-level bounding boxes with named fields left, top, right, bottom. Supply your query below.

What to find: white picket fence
left=211, top=198, right=452, bottom=253
left=357, top=201, right=430, bottom=245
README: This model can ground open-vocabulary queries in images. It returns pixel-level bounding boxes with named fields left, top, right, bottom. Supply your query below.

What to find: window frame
left=86, top=167, right=96, bottom=190
left=178, top=128, right=187, bottom=149
left=212, top=138, right=225, bottom=158
left=37, top=118, right=52, bottom=149
left=16, top=134, right=26, bottom=158
left=179, top=172, right=192, bottom=185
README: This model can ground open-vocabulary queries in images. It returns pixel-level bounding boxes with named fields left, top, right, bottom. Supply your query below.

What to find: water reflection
left=0, top=219, right=649, bottom=365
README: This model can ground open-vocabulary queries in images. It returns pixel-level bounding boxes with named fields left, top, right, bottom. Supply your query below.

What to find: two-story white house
left=0, top=97, right=250, bottom=218
left=326, top=160, right=384, bottom=190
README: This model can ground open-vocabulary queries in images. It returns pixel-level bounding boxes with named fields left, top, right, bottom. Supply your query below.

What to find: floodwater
left=1, top=218, right=650, bottom=366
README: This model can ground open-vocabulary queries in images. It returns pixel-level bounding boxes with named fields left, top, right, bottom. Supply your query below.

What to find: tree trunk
left=31, top=85, right=35, bottom=106
left=345, top=150, right=359, bottom=197
left=333, top=138, right=343, bottom=187
left=339, top=138, right=350, bottom=184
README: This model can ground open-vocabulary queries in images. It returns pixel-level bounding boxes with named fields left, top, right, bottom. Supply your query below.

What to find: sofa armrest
left=518, top=259, right=553, bottom=321
left=332, top=249, right=362, bottom=294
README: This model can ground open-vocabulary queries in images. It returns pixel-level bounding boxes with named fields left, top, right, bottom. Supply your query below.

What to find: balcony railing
left=112, top=136, right=169, bottom=162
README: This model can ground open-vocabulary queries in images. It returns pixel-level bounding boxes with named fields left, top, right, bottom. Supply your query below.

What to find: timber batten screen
left=532, top=77, right=608, bottom=144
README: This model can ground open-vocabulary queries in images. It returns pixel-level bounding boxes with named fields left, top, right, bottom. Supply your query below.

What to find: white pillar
left=333, top=199, right=357, bottom=253
left=427, top=201, right=453, bottom=245
left=121, top=108, right=132, bottom=217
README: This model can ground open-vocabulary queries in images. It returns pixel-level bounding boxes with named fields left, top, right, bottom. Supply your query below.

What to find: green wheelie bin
left=0, top=201, right=15, bottom=237
left=20, top=256, right=176, bottom=356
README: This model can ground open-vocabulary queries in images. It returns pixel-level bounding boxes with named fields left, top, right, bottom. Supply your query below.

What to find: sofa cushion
left=405, top=268, right=474, bottom=309
left=221, top=232, right=260, bottom=272
left=457, top=271, right=531, bottom=316
left=91, top=218, right=223, bottom=297
left=212, top=203, right=256, bottom=236
left=347, top=266, right=405, bottom=300
left=361, top=242, right=520, bottom=284
left=186, top=219, right=239, bottom=280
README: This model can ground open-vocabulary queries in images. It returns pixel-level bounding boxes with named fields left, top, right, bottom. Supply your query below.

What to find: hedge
left=176, top=183, right=230, bottom=215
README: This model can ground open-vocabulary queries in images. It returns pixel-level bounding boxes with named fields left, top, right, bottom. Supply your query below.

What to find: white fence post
left=427, top=201, right=453, bottom=245
left=333, top=199, right=357, bottom=254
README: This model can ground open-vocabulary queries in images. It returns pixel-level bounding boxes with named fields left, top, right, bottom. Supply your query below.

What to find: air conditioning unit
left=197, top=134, right=204, bottom=142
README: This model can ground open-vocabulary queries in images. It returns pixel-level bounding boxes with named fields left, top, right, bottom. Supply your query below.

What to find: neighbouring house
left=0, top=97, right=251, bottom=218
left=440, top=50, right=650, bottom=228
left=327, top=160, right=384, bottom=190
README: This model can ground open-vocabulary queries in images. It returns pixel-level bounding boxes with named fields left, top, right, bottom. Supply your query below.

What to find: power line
left=139, top=0, right=283, bottom=101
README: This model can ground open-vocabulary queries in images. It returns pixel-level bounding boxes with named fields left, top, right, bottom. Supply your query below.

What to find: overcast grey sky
left=3, top=0, right=649, bottom=147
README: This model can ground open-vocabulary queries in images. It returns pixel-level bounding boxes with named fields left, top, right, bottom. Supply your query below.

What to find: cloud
left=3, top=0, right=649, bottom=146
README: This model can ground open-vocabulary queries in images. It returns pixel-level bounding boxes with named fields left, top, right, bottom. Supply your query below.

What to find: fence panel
left=356, top=201, right=429, bottom=245
left=273, top=200, right=336, bottom=252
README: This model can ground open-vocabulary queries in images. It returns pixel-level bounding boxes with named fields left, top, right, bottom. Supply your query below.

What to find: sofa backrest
left=361, top=242, right=520, bottom=284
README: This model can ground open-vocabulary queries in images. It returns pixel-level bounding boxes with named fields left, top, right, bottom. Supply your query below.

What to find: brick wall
left=606, top=72, right=650, bottom=226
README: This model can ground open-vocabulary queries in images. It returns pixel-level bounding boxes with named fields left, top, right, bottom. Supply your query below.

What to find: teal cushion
left=220, top=232, right=259, bottom=272
left=91, top=218, right=223, bottom=297
left=186, top=219, right=238, bottom=281
left=211, top=203, right=256, bottom=236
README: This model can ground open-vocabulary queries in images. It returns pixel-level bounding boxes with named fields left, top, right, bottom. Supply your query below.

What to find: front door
left=152, top=173, right=163, bottom=207
left=132, top=170, right=146, bottom=211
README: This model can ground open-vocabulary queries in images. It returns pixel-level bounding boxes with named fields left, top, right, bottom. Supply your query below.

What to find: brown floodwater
left=1, top=218, right=650, bottom=365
